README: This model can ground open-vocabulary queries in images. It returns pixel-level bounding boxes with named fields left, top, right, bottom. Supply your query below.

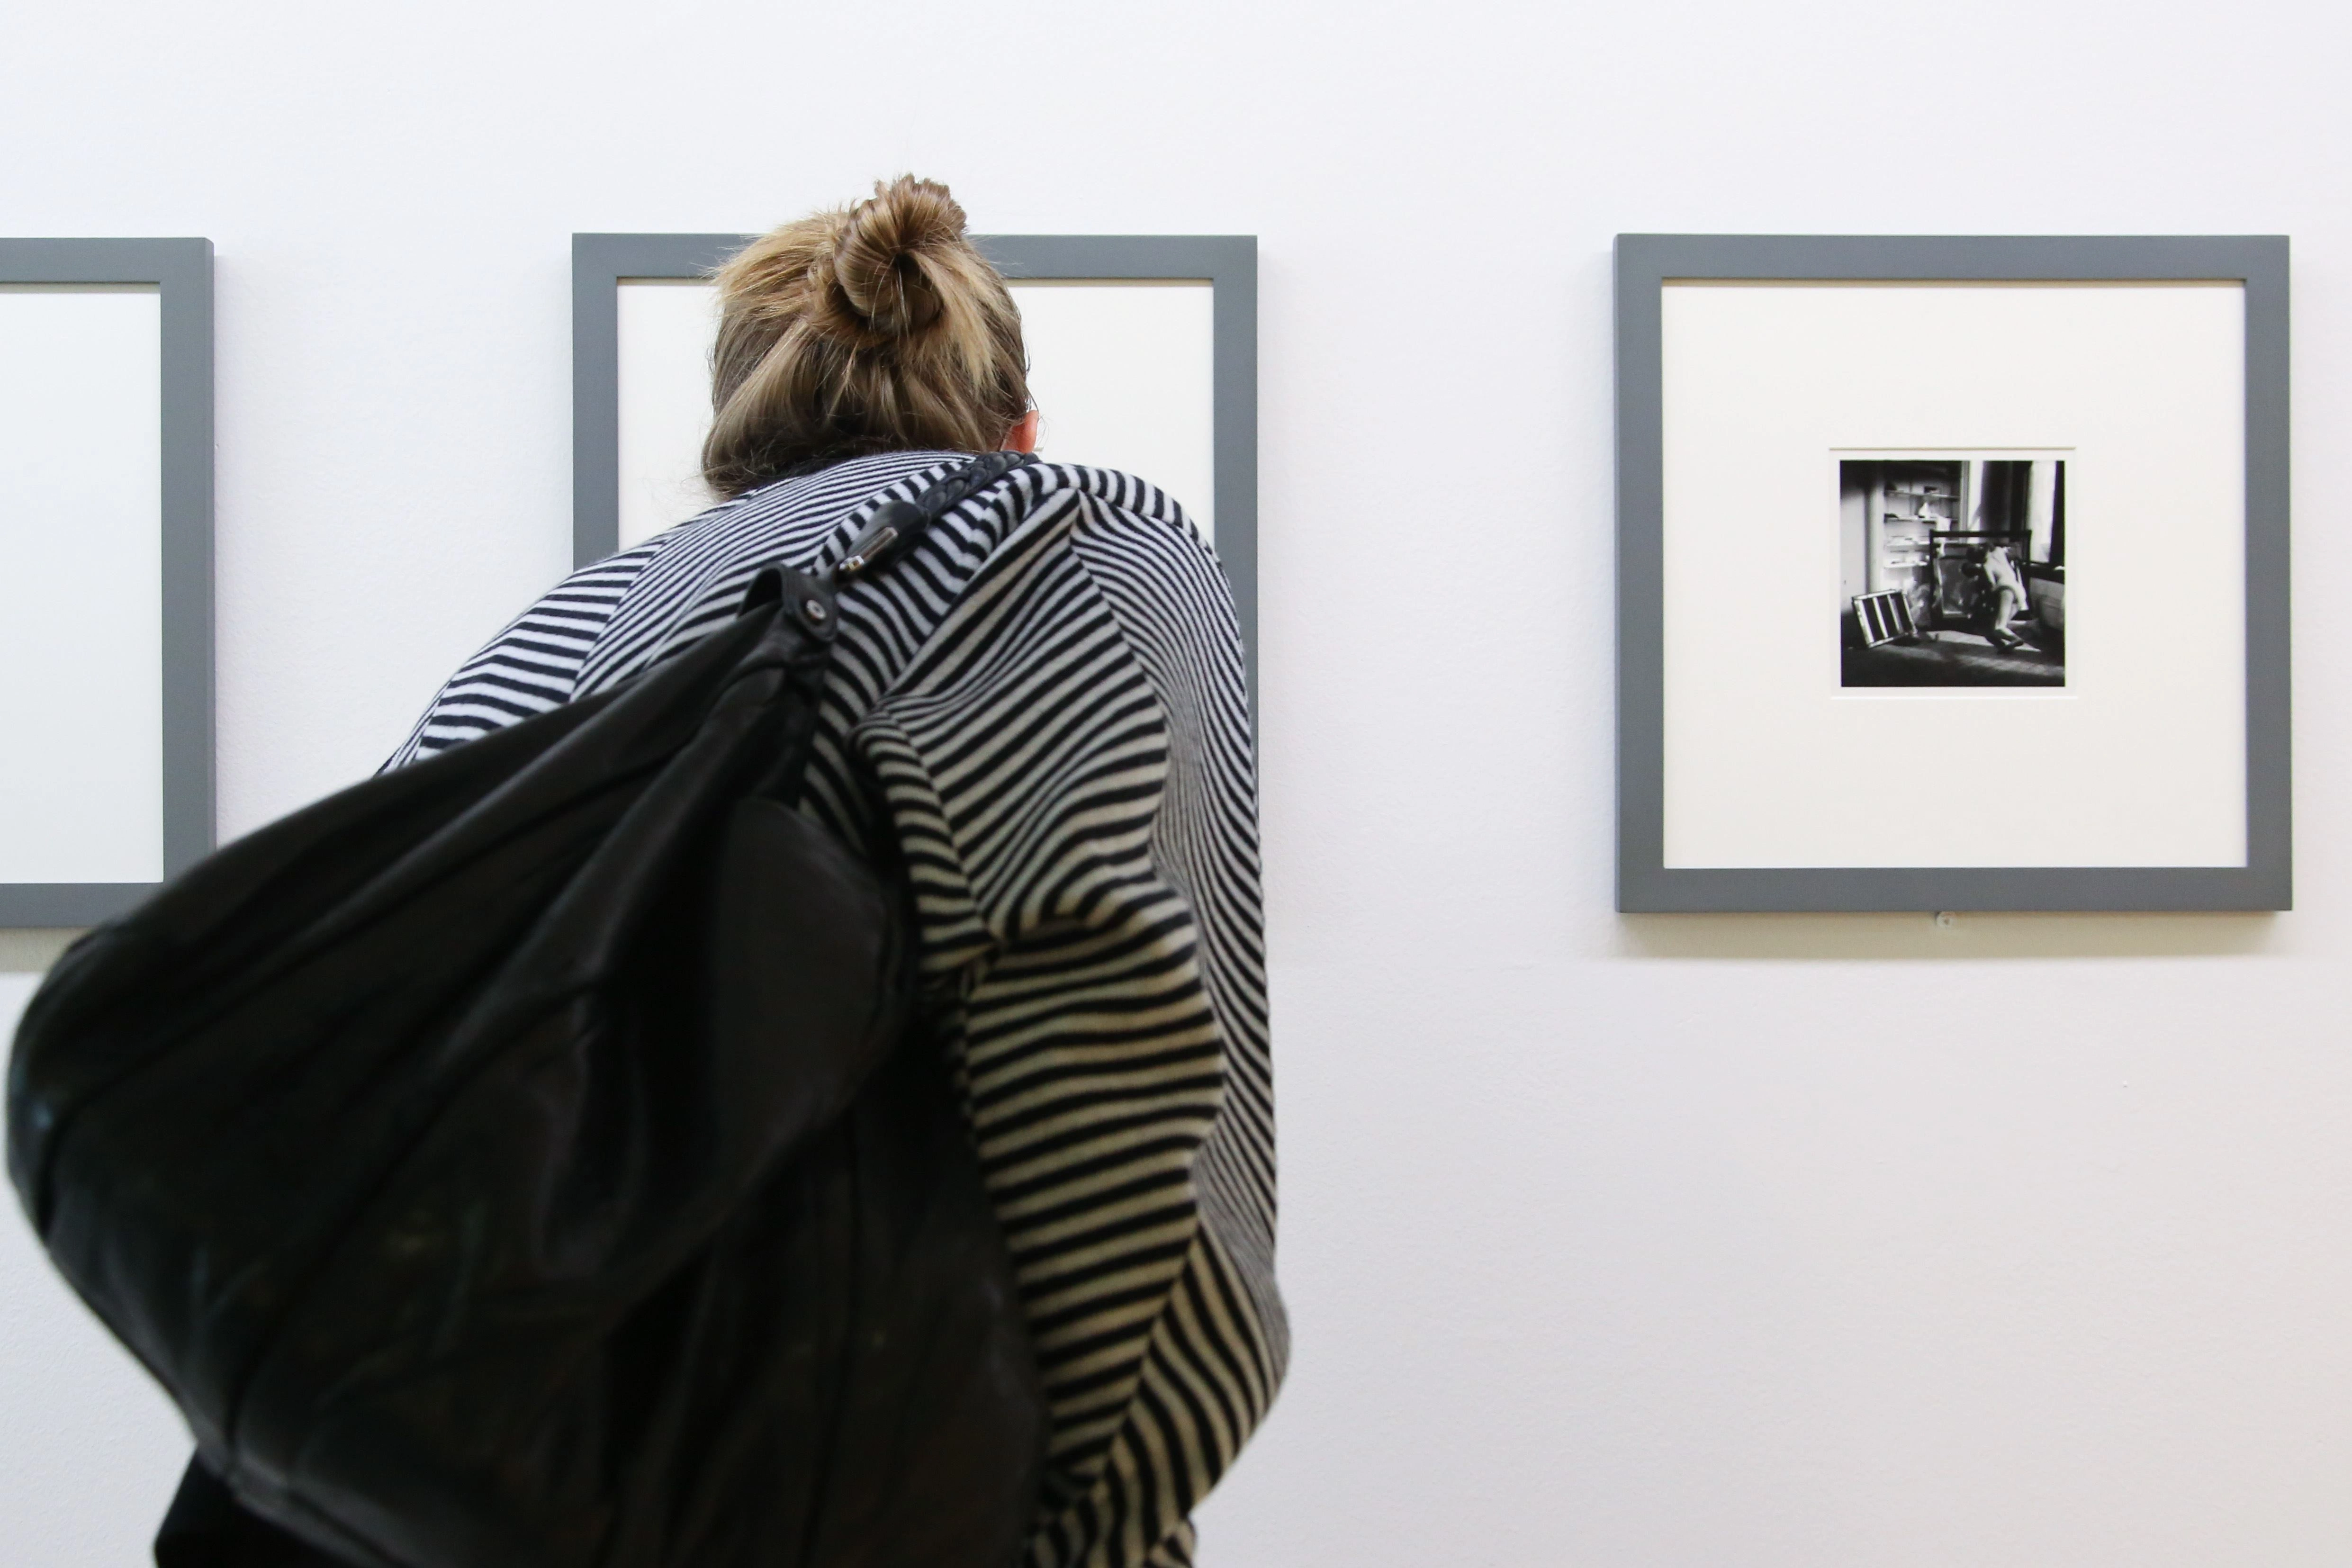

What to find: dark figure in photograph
left=1839, top=457, right=2067, bottom=688
left=1982, top=543, right=2033, bottom=649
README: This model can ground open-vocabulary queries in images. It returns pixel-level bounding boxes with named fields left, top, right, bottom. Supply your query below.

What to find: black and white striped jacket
left=390, top=452, right=1284, bottom=1568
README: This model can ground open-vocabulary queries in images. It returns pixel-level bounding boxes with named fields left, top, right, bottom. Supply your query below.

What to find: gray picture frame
left=0, top=238, right=214, bottom=928
left=1615, top=234, right=2290, bottom=913
left=572, top=232, right=1259, bottom=706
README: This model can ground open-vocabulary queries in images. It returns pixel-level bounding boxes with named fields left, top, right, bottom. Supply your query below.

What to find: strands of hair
left=701, top=176, right=1030, bottom=497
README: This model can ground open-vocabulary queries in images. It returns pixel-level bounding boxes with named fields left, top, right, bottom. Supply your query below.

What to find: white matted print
left=0, top=285, right=165, bottom=883
left=1660, top=281, right=2246, bottom=870
left=616, top=278, right=1216, bottom=552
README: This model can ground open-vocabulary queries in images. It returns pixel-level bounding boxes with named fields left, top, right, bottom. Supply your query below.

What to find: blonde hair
left=701, top=176, right=1030, bottom=497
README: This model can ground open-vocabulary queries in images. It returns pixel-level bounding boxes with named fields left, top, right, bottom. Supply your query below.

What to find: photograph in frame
left=1614, top=234, right=2289, bottom=913
left=0, top=238, right=213, bottom=928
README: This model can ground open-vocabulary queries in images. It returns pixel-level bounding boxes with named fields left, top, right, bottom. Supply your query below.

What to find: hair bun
left=702, top=175, right=1029, bottom=495
left=830, top=175, right=966, bottom=338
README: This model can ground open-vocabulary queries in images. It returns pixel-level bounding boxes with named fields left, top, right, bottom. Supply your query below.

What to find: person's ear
left=1003, top=409, right=1041, bottom=453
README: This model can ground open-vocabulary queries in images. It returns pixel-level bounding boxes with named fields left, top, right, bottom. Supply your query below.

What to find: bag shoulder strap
left=832, top=450, right=1035, bottom=586
left=735, top=449, right=1036, bottom=637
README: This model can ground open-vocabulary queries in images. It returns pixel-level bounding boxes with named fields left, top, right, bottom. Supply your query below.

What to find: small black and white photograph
left=1839, top=457, right=2067, bottom=687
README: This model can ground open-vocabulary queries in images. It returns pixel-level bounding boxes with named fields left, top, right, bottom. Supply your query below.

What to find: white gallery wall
left=5, top=2, right=2352, bottom=1563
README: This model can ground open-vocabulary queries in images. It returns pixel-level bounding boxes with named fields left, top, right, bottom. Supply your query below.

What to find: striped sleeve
left=853, top=486, right=1281, bottom=1567
left=381, top=545, right=661, bottom=769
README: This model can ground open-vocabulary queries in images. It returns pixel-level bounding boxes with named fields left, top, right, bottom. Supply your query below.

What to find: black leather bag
left=7, top=454, right=1044, bottom=1568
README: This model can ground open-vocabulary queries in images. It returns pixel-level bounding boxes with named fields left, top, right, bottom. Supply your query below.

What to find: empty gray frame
left=1615, top=234, right=2289, bottom=912
left=573, top=233, right=1258, bottom=703
left=0, top=238, right=213, bottom=927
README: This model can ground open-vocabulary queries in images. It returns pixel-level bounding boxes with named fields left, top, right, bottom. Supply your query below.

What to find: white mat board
left=0, top=286, right=165, bottom=883
left=616, top=278, right=1216, bottom=551
left=1658, top=280, right=2247, bottom=870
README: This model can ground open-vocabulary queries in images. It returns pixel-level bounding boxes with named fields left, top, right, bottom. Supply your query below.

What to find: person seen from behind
left=388, top=175, right=1286, bottom=1568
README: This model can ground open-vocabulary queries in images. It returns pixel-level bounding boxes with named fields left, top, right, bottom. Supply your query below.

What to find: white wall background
left=4, top=1, right=2351, bottom=1562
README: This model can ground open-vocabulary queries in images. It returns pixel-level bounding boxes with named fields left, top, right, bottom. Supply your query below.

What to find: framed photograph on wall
left=0, top=238, right=213, bottom=927
left=571, top=232, right=1259, bottom=704
left=1615, top=234, right=2289, bottom=912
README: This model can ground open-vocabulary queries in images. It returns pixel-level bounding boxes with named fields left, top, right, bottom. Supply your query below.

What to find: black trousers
left=155, top=1457, right=352, bottom=1568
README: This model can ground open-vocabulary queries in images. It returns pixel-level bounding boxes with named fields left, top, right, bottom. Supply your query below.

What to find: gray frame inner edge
left=571, top=233, right=1259, bottom=713
left=0, top=238, right=214, bottom=928
left=1613, top=234, right=2290, bottom=913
